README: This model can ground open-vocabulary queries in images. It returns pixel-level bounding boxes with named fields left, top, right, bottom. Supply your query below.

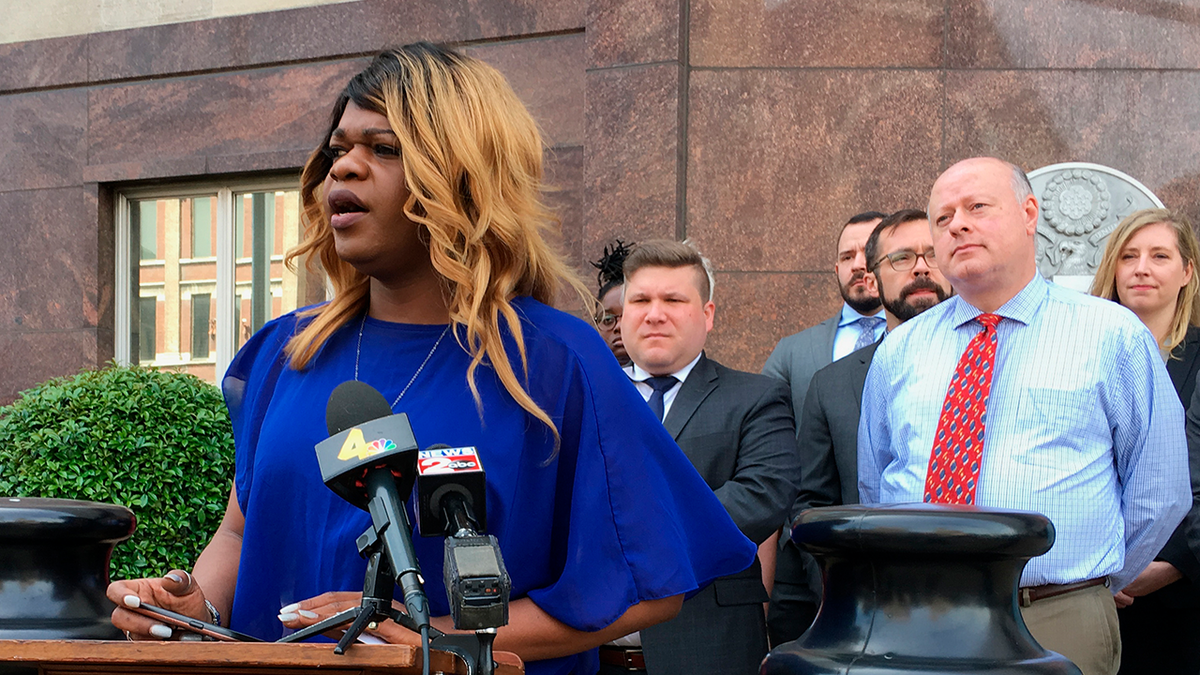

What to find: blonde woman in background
left=1090, top=207, right=1200, bottom=675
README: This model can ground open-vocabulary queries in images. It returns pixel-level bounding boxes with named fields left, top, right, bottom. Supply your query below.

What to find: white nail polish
left=298, top=609, right=318, bottom=619
left=279, top=602, right=300, bottom=613
left=123, top=595, right=142, bottom=608
left=149, top=624, right=172, bottom=639
left=165, top=573, right=182, bottom=583
left=278, top=613, right=298, bottom=622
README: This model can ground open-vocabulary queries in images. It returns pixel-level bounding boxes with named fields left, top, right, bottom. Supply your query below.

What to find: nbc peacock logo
left=365, top=438, right=397, bottom=456
left=338, top=428, right=397, bottom=462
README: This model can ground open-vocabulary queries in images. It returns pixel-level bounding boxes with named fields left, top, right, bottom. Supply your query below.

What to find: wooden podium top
left=0, top=640, right=523, bottom=675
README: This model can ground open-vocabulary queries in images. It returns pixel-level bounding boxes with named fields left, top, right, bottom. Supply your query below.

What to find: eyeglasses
left=597, top=313, right=621, bottom=329
left=874, top=249, right=938, bottom=271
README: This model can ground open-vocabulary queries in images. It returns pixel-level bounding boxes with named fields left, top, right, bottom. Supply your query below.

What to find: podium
left=0, top=640, right=524, bottom=675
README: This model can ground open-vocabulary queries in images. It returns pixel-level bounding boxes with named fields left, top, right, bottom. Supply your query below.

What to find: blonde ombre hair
left=285, top=43, right=591, bottom=437
left=1090, top=207, right=1200, bottom=353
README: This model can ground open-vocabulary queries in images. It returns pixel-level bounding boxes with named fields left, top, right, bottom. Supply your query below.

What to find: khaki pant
left=1020, top=583, right=1121, bottom=675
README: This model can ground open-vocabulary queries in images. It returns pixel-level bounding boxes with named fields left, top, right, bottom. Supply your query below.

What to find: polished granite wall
left=0, top=0, right=1198, bottom=401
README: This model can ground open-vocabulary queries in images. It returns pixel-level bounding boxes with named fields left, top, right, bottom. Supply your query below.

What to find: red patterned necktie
left=923, top=313, right=1002, bottom=505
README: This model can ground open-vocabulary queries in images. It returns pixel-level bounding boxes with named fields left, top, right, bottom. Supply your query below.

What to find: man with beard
left=761, top=210, right=885, bottom=645
left=764, top=211, right=887, bottom=418
left=785, top=209, right=951, bottom=574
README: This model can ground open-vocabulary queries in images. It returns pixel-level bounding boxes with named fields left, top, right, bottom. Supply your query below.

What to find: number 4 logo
left=338, top=429, right=370, bottom=461
left=338, top=429, right=397, bottom=462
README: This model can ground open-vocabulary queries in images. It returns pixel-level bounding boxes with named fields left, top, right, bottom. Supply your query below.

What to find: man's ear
left=704, top=301, right=715, bottom=333
left=1021, top=194, right=1040, bottom=237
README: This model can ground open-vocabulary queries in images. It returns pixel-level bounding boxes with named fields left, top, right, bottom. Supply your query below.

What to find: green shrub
left=0, top=363, right=235, bottom=581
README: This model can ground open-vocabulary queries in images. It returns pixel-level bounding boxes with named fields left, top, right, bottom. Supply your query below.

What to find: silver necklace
left=354, top=313, right=451, bottom=409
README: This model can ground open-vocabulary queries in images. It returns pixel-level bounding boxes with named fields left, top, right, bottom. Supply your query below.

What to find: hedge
left=0, top=363, right=235, bottom=581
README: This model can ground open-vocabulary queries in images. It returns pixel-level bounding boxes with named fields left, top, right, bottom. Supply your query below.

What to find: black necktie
left=645, top=375, right=679, bottom=422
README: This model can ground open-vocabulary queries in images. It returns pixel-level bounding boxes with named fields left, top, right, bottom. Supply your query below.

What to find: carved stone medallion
left=1029, top=163, right=1163, bottom=292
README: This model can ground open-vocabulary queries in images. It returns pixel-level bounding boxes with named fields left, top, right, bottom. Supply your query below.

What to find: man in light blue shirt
left=858, top=157, right=1189, bottom=675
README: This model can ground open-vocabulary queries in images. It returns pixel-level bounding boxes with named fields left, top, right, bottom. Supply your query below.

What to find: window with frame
left=116, top=179, right=322, bottom=385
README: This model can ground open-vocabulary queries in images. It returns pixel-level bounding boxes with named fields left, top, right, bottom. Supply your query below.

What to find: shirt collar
left=838, top=302, right=885, bottom=328
left=949, top=273, right=1047, bottom=329
left=628, top=351, right=704, bottom=385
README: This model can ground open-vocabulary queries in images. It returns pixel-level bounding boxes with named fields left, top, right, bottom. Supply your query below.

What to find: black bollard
left=762, top=503, right=1081, bottom=675
left=0, top=497, right=135, bottom=640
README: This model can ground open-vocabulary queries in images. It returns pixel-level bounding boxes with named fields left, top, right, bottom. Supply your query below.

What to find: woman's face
left=598, top=285, right=628, bottom=365
left=322, top=102, right=430, bottom=284
left=1115, top=222, right=1193, bottom=321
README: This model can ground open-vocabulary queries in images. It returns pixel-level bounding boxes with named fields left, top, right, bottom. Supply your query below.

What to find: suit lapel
left=1167, top=326, right=1200, bottom=397
left=663, top=354, right=719, bottom=440
left=805, top=315, right=839, bottom=373
left=850, top=342, right=879, bottom=408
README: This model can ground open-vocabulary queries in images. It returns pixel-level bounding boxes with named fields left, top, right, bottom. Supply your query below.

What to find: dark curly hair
left=591, top=239, right=635, bottom=300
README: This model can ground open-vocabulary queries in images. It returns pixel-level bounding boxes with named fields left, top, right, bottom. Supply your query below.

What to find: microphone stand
left=277, top=498, right=497, bottom=675
left=278, top=523, right=443, bottom=654
left=279, top=514, right=502, bottom=675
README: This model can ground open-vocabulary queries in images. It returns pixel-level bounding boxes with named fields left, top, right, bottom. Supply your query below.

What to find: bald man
left=857, top=157, right=1189, bottom=675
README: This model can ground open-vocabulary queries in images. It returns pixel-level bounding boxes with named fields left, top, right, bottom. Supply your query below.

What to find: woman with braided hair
left=591, top=240, right=635, bottom=365
left=107, top=42, right=753, bottom=675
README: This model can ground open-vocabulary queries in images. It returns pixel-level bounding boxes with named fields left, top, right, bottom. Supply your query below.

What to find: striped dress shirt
left=858, top=273, right=1189, bottom=591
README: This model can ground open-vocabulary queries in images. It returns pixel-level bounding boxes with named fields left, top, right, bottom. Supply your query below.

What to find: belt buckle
left=623, top=648, right=644, bottom=670
left=1019, top=587, right=1033, bottom=608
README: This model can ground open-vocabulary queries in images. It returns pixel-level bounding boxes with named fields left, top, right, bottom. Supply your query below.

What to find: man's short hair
left=866, top=209, right=930, bottom=272
left=623, top=239, right=715, bottom=302
left=837, top=211, right=888, bottom=257
left=1009, top=162, right=1033, bottom=202
left=840, top=211, right=888, bottom=235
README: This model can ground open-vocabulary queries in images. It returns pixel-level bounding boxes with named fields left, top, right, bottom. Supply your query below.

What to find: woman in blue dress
left=107, top=42, right=754, bottom=675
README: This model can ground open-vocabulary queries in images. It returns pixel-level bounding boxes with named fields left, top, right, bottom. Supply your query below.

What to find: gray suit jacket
left=762, top=315, right=838, bottom=424
left=640, top=353, right=799, bottom=675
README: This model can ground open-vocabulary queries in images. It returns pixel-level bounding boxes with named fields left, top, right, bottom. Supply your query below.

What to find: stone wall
left=1, top=0, right=1198, bottom=401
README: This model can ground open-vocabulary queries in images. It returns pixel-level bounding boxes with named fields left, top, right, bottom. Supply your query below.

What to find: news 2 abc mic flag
left=417, top=447, right=511, bottom=631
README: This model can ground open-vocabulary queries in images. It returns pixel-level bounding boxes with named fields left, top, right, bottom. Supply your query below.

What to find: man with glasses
left=787, top=209, right=951, bottom=564
left=762, top=210, right=886, bottom=645
left=767, top=210, right=951, bottom=644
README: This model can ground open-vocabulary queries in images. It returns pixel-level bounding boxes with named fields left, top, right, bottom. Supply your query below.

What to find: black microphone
left=416, top=445, right=510, bottom=631
left=315, top=381, right=432, bottom=631
left=416, top=445, right=488, bottom=536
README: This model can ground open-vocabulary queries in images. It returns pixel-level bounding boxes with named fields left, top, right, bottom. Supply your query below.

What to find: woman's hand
left=277, top=591, right=430, bottom=645
left=106, top=569, right=209, bottom=640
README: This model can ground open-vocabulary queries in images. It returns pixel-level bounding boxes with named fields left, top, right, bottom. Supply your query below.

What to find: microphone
left=416, top=445, right=510, bottom=631
left=416, top=445, right=488, bottom=536
left=315, top=381, right=431, bottom=631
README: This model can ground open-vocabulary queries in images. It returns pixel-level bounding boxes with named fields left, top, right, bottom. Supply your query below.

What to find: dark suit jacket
left=1155, top=326, right=1200, bottom=606
left=640, top=353, right=799, bottom=675
left=767, top=343, right=877, bottom=641
left=790, top=341, right=878, bottom=519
